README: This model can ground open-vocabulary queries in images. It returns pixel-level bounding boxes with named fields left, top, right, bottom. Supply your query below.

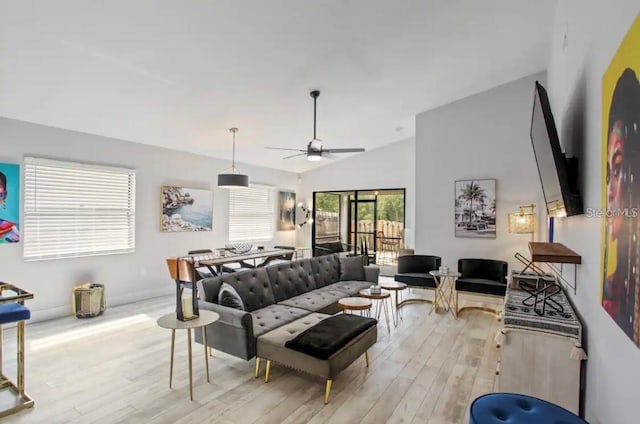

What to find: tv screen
left=530, top=81, right=583, bottom=217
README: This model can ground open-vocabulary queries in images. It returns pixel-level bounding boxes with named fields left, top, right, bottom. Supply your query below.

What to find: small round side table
left=380, top=281, right=408, bottom=326
left=338, top=297, right=372, bottom=317
left=429, top=271, right=460, bottom=319
left=359, top=288, right=392, bottom=332
left=157, top=310, right=219, bottom=400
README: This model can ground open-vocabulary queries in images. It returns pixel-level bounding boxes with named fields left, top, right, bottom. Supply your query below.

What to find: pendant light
left=218, top=127, right=249, bottom=188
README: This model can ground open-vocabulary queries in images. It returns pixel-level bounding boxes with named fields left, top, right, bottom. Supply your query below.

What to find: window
left=24, top=157, right=136, bottom=261
left=228, top=185, right=273, bottom=242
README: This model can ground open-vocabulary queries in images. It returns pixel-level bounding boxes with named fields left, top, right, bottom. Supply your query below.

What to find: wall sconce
left=297, top=202, right=313, bottom=228
left=548, top=200, right=567, bottom=218
left=508, top=204, right=536, bottom=241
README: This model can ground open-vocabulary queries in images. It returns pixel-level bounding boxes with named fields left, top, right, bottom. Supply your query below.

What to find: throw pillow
left=218, top=282, right=245, bottom=310
left=339, top=255, right=366, bottom=281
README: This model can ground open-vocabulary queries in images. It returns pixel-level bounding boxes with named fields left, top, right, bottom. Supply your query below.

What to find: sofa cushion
left=339, top=255, right=366, bottom=281
left=200, top=268, right=275, bottom=312
left=456, top=278, right=507, bottom=296
left=394, top=272, right=436, bottom=289
left=284, top=314, right=377, bottom=360
left=320, top=280, right=373, bottom=296
left=251, top=304, right=311, bottom=337
left=218, top=282, right=245, bottom=310
left=278, top=289, right=347, bottom=313
left=266, top=259, right=317, bottom=302
left=310, top=254, right=341, bottom=288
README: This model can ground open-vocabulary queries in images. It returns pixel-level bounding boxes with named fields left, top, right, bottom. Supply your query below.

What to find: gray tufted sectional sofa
left=195, top=254, right=379, bottom=360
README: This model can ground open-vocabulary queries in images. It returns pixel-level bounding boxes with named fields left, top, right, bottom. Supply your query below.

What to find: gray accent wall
left=415, top=72, right=545, bottom=269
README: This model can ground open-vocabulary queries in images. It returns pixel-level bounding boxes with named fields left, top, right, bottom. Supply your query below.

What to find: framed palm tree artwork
left=454, top=179, right=496, bottom=239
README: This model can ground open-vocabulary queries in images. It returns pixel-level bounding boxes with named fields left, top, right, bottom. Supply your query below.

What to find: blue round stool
left=469, top=393, right=588, bottom=424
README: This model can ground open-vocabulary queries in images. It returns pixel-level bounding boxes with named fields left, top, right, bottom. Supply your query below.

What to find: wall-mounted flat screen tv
left=530, top=81, right=583, bottom=217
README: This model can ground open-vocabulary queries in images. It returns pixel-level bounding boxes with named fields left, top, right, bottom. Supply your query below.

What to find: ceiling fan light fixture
left=218, top=128, right=249, bottom=188
left=307, top=150, right=322, bottom=161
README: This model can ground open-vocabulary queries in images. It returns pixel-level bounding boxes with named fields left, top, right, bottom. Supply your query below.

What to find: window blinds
left=228, top=186, right=274, bottom=242
left=23, top=157, right=136, bottom=261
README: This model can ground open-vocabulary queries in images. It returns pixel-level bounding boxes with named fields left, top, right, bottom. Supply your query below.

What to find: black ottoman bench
left=256, top=313, right=377, bottom=404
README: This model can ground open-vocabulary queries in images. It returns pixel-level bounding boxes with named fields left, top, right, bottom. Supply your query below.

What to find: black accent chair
left=455, top=258, right=508, bottom=318
left=394, top=255, right=442, bottom=306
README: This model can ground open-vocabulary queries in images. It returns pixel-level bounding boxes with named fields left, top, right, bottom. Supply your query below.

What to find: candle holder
left=166, top=256, right=200, bottom=321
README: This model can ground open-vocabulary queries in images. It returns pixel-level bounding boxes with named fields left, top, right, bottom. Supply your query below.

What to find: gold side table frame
left=0, top=282, right=34, bottom=418
left=157, top=310, right=219, bottom=401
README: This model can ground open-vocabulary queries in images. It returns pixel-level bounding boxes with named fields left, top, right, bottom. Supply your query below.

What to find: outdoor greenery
left=315, top=192, right=404, bottom=222
left=315, top=193, right=340, bottom=213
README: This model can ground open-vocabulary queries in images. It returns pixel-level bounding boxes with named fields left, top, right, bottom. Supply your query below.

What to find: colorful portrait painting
left=601, top=14, right=640, bottom=347
left=278, top=191, right=296, bottom=231
left=161, top=186, right=213, bottom=232
left=0, top=163, right=20, bottom=243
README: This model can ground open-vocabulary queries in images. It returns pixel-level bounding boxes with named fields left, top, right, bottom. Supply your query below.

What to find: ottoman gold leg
left=365, top=351, right=369, bottom=368
left=324, top=380, right=332, bottom=404
left=264, top=360, right=271, bottom=383
left=255, top=358, right=261, bottom=378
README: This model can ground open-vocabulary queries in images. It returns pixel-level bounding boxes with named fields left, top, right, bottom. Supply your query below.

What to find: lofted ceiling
left=0, top=0, right=557, bottom=172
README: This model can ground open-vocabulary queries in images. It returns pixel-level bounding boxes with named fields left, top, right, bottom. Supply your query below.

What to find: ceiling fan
left=265, top=90, right=365, bottom=161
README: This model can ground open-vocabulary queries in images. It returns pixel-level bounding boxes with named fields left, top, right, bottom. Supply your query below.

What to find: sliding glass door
left=312, top=189, right=405, bottom=265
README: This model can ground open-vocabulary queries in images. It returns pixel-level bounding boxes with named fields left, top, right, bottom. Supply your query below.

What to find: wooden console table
left=526, top=242, right=581, bottom=294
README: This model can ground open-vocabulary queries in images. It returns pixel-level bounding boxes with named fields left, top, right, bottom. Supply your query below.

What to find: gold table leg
left=203, top=327, right=210, bottom=383
left=324, top=380, right=333, bottom=404
left=365, top=351, right=369, bottom=368
left=17, top=322, right=24, bottom=393
left=187, top=328, right=193, bottom=401
left=169, top=329, right=175, bottom=388
left=264, top=360, right=271, bottom=383
left=255, top=358, right=261, bottom=378
left=0, top=325, right=3, bottom=375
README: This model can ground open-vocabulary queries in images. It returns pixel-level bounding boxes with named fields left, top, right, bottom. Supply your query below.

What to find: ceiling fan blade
left=322, top=148, right=366, bottom=153
left=265, top=147, right=306, bottom=152
left=322, top=152, right=340, bottom=160
left=283, top=153, right=307, bottom=159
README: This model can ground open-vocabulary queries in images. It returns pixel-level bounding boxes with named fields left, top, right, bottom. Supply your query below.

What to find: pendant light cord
left=313, top=95, right=317, bottom=140
left=229, top=127, right=239, bottom=174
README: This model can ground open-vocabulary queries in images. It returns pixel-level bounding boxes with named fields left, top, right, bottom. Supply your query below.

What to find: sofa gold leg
left=324, top=380, right=332, bottom=404
left=264, top=360, right=271, bottom=383
left=255, top=358, right=261, bottom=378
left=365, top=351, right=369, bottom=368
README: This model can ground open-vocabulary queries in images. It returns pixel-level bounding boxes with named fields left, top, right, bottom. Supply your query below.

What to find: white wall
left=0, top=117, right=298, bottom=322
left=298, top=138, right=415, bottom=247
left=415, top=72, right=545, bottom=270
left=547, top=2, right=640, bottom=423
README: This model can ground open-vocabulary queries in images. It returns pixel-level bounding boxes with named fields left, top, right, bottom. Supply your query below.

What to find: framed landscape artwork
left=0, top=162, right=20, bottom=243
left=278, top=191, right=296, bottom=231
left=601, top=14, right=640, bottom=347
left=161, top=186, right=213, bottom=232
left=454, top=179, right=496, bottom=239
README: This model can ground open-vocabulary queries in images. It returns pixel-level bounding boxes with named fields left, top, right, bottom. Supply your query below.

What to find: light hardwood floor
left=1, top=280, right=500, bottom=424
